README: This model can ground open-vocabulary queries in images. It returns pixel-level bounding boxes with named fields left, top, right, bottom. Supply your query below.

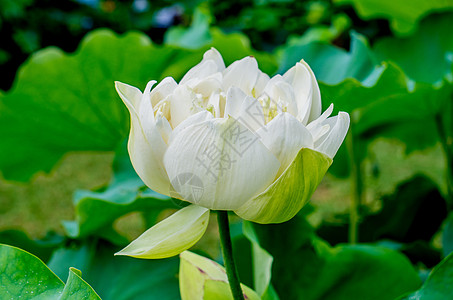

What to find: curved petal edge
left=235, top=148, right=332, bottom=224
left=115, top=205, right=209, bottom=259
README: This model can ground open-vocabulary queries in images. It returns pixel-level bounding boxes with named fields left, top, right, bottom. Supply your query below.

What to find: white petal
left=224, top=87, right=247, bottom=118
left=240, top=96, right=265, bottom=132
left=155, top=113, right=172, bottom=144
left=307, top=103, right=334, bottom=142
left=169, top=85, right=199, bottom=128
left=138, top=80, right=157, bottom=131
left=224, top=87, right=265, bottom=132
left=207, top=92, right=221, bottom=118
left=222, top=56, right=259, bottom=95
left=150, top=77, right=178, bottom=107
left=115, top=205, right=210, bottom=259
left=301, top=60, right=322, bottom=123
left=254, top=71, right=270, bottom=97
left=203, top=48, right=225, bottom=71
left=307, top=103, right=334, bottom=128
left=163, top=117, right=280, bottom=210
left=257, top=112, right=314, bottom=178
left=315, top=112, right=350, bottom=158
left=169, top=110, right=214, bottom=144
left=180, top=60, right=219, bottom=85
left=115, top=81, right=171, bottom=195
left=114, top=81, right=142, bottom=111
left=263, top=75, right=298, bottom=117
left=283, top=61, right=321, bottom=124
left=190, top=73, right=222, bottom=98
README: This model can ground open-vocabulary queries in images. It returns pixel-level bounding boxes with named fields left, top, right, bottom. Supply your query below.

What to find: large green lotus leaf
left=288, top=33, right=448, bottom=127
left=0, top=229, right=64, bottom=262
left=283, top=14, right=351, bottom=48
left=62, top=144, right=178, bottom=244
left=334, top=0, right=453, bottom=35
left=47, top=240, right=180, bottom=300
left=0, top=244, right=100, bottom=299
left=208, top=28, right=277, bottom=75
left=0, top=28, right=277, bottom=182
left=60, top=268, right=101, bottom=299
left=317, top=60, right=451, bottom=155
left=279, top=29, right=451, bottom=148
left=242, top=221, right=279, bottom=300
left=252, top=214, right=421, bottom=300
left=351, top=81, right=452, bottom=135
left=399, top=252, right=453, bottom=299
left=318, top=175, right=447, bottom=249
left=373, top=13, right=453, bottom=84
left=337, top=77, right=452, bottom=164
left=165, top=6, right=212, bottom=49
left=278, top=32, right=380, bottom=84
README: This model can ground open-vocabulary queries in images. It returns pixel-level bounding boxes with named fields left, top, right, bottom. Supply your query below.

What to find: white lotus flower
left=115, top=48, right=349, bottom=259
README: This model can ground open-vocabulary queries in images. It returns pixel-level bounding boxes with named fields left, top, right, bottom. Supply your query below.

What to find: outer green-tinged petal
left=180, top=251, right=260, bottom=300
left=115, top=205, right=209, bottom=259
left=164, top=117, right=280, bottom=210
left=115, top=81, right=171, bottom=195
left=235, top=148, right=332, bottom=224
left=257, top=112, right=314, bottom=178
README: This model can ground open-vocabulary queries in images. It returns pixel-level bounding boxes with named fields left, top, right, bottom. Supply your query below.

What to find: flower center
left=258, top=94, right=289, bottom=123
left=153, top=99, right=170, bottom=121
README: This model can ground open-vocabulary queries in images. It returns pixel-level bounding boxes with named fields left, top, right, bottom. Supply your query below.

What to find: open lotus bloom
left=115, top=48, right=349, bottom=259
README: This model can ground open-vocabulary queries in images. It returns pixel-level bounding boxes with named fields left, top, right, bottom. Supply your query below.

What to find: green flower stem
left=346, top=129, right=363, bottom=244
left=217, top=211, right=245, bottom=300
